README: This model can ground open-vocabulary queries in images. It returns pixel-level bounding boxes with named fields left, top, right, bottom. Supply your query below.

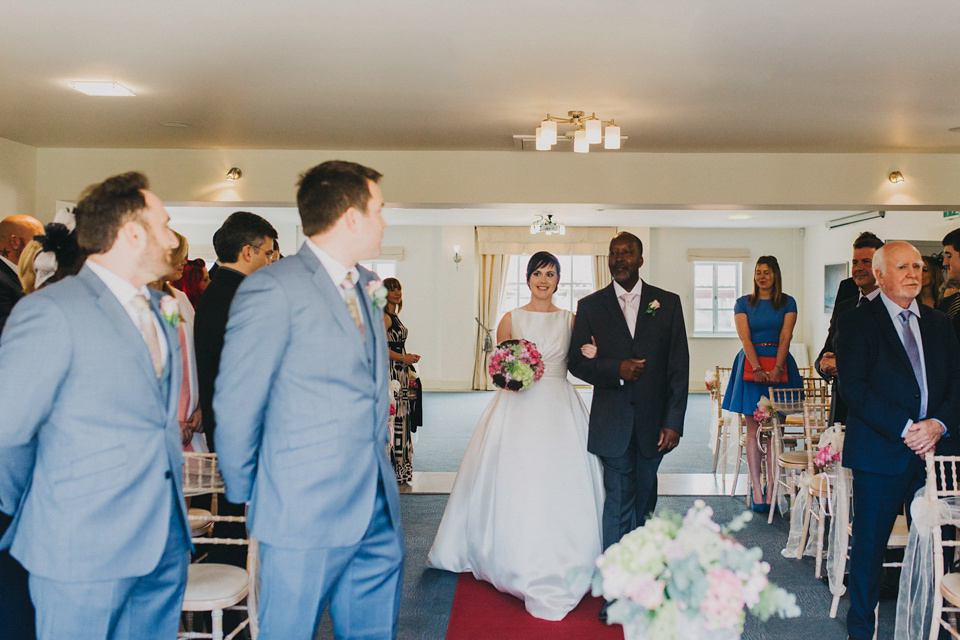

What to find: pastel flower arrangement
left=366, top=280, right=388, bottom=309
left=813, top=426, right=844, bottom=469
left=389, top=380, right=401, bottom=417
left=487, top=339, right=545, bottom=392
left=592, top=500, right=800, bottom=638
left=646, top=300, right=661, bottom=316
left=705, top=370, right=718, bottom=394
left=160, top=295, right=181, bottom=327
left=752, top=396, right=776, bottom=425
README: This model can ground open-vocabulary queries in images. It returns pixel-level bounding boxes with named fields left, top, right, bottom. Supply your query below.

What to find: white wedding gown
left=427, top=308, right=604, bottom=621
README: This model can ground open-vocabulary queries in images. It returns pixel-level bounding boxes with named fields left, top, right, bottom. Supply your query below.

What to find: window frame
left=692, top=260, right=742, bottom=337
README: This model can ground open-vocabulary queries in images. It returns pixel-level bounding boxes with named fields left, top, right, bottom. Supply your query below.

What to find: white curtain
left=472, top=253, right=509, bottom=390
left=594, top=255, right=611, bottom=290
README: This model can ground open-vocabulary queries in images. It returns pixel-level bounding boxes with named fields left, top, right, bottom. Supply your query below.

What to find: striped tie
left=131, top=294, right=163, bottom=377
left=341, top=273, right=366, bottom=340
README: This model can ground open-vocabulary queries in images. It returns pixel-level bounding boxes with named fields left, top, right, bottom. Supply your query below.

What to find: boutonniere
left=645, top=300, right=660, bottom=316
left=366, top=280, right=388, bottom=310
left=160, top=295, right=181, bottom=327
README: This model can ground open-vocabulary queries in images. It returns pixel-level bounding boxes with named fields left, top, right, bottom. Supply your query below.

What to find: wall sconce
left=225, top=167, right=243, bottom=181
left=453, top=245, right=462, bottom=271
left=888, top=171, right=904, bottom=184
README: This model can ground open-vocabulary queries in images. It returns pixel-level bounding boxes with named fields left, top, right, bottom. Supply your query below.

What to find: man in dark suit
left=0, top=215, right=43, bottom=334
left=837, top=241, right=960, bottom=640
left=816, top=231, right=884, bottom=424
left=193, top=211, right=276, bottom=452
left=939, top=228, right=960, bottom=341
left=568, top=232, right=689, bottom=555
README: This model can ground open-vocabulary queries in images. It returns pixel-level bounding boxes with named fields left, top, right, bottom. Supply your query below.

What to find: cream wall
left=0, top=137, right=37, bottom=217
left=647, top=228, right=806, bottom=392
left=801, top=211, right=958, bottom=357
left=28, top=146, right=960, bottom=218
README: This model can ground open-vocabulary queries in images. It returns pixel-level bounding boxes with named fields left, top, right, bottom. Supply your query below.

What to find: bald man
left=0, top=215, right=43, bottom=334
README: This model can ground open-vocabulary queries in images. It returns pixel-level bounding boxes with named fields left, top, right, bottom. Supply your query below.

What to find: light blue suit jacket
left=0, top=266, right=192, bottom=581
left=214, top=243, right=402, bottom=549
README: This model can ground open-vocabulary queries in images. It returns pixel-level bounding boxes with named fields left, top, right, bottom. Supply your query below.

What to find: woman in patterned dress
left=383, top=277, right=421, bottom=483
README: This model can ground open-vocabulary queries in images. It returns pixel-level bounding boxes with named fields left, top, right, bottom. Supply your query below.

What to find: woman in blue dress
left=722, top=255, right=801, bottom=512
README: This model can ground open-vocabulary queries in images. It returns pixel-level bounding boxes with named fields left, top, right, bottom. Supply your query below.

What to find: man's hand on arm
left=619, top=358, right=645, bottom=381
left=819, top=352, right=837, bottom=377
left=657, top=428, right=680, bottom=453
left=904, top=419, right=946, bottom=456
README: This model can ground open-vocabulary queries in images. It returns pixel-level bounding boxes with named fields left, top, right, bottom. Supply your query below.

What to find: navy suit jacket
left=838, top=295, right=960, bottom=476
left=568, top=282, right=689, bottom=459
left=0, top=260, right=23, bottom=335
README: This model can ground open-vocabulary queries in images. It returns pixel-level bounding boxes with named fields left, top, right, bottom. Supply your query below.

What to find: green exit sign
left=946, top=211, right=960, bottom=218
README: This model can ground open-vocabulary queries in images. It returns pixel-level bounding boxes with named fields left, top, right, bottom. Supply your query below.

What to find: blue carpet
left=414, top=391, right=714, bottom=474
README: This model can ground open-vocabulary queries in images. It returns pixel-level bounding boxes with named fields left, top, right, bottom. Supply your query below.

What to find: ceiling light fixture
left=728, top=214, right=752, bottom=220
left=68, top=81, right=135, bottom=97
left=535, top=111, right=622, bottom=152
left=826, top=211, right=886, bottom=230
left=530, top=214, right=566, bottom=236
left=225, top=167, right=243, bottom=181
left=888, top=171, right=905, bottom=184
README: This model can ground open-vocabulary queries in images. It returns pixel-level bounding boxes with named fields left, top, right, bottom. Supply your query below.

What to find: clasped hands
left=904, top=419, right=944, bottom=457
left=578, top=337, right=645, bottom=381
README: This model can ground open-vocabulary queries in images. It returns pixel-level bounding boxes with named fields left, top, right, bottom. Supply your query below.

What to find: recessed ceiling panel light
left=160, top=121, right=190, bottom=128
left=729, top=214, right=752, bottom=220
left=68, top=81, right=135, bottom=97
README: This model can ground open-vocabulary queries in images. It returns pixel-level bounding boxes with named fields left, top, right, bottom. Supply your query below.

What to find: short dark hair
left=296, top=160, right=382, bottom=236
left=213, top=211, right=277, bottom=263
left=74, top=171, right=149, bottom=254
left=611, top=231, right=643, bottom=257
left=526, top=251, right=561, bottom=284
left=944, top=229, right=960, bottom=253
left=853, top=231, right=884, bottom=250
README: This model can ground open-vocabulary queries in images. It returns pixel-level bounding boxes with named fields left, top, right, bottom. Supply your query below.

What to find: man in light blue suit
left=0, top=172, right=193, bottom=640
left=215, top=160, right=403, bottom=640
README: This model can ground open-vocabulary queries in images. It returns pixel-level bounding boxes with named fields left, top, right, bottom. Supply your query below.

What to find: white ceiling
left=167, top=205, right=848, bottom=229
left=3, top=1, right=960, bottom=152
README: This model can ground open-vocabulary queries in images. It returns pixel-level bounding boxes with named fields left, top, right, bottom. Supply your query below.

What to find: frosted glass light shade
left=573, top=129, right=588, bottom=153
left=604, top=125, right=621, bottom=149
left=585, top=119, right=602, bottom=144
left=540, top=119, right=557, bottom=145
left=535, top=127, right=551, bottom=150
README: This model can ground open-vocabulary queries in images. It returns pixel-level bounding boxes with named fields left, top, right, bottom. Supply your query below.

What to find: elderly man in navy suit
left=0, top=172, right=191, bottom=639
left=838, top=241, right=960, bottom=640
left=215, top=160, right=403, bottom=640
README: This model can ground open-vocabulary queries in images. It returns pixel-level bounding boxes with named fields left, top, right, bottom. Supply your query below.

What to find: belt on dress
left=753, top=342, right=779, bottom=347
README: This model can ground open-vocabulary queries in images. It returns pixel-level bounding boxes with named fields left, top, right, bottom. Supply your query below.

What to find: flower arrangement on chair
left=592, top=500, right=800, bottom=640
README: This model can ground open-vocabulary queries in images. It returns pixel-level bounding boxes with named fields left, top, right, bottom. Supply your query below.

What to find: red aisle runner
left=445, top=573, right=625, bottom=640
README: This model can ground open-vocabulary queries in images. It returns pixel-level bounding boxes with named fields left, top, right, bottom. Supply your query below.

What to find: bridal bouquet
left=488, top=339, right=545, bottom=392
left=593, top=500, right=800, bottom=640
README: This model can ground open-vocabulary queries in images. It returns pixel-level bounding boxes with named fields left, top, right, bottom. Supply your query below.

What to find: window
left=359, top=260, right=397, bottom=279
left=693, top=261, right=741, bottom=336
left=497, top=254, right=594, bottom=326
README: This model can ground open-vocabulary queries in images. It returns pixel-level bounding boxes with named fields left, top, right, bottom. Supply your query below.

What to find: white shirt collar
left=0, top=255, right=18, bottom=274
left=879, top=290, right=920, bottom=322
left=305, top=240, right=360, bottom=289
left=85, top=259, right=151, bottom=306
left=613, top=278, right=643, bottom=300
left=861, top=287, right=881, bottom=302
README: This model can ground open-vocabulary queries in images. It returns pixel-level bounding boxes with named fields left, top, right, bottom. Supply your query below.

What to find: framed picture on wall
left=824, top=263, right=848, bottom=314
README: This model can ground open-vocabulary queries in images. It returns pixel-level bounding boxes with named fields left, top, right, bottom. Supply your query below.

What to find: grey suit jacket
left=214, top=244, right=401, bottom=549
left=0, top=266, right=191, bottom=580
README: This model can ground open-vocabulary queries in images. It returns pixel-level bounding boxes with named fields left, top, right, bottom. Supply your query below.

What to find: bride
left=427, top=251, right=604, bottom=621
